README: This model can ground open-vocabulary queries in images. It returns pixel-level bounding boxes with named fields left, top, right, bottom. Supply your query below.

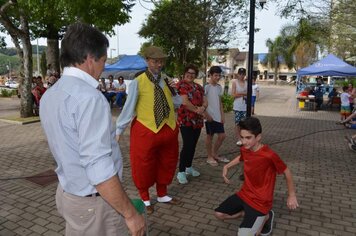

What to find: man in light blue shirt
left=40, top=23, right=145, bottom=236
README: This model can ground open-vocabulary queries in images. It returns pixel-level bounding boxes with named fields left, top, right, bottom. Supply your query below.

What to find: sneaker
left=236, top=140, right=242, bottom=146
left=177, top=172, right=188, bottom=184
left=348, top=143, right=356, bottom=152
left=186, top=167, right=200, bottom=177
left=261, top=210, right=274, bottom=236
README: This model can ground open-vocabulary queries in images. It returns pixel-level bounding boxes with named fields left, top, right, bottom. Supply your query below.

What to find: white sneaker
left=236, top=140, right=242, bottom=146
left=186, top=167, right=200, bottom=177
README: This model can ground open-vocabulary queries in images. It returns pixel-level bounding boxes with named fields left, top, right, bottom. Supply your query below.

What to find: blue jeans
left=115, top=92, right=126, bottom=108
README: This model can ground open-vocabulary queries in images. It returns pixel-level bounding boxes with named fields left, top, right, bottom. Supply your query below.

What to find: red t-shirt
left=177, top=80, right=205, bottom=128
left=237, top=145, right=287, bottom=214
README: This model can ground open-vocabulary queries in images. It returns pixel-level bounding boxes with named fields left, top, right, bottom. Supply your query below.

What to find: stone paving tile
left=0, top=85, right=355, bottom=235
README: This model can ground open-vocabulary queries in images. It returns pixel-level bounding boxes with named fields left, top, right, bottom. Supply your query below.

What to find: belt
left=84, top=192, right=100, bottom=197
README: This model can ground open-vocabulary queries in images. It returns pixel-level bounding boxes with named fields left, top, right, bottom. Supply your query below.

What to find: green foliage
left=334, top=79, right=356, bottom=87
left=221, top=93, right=234, bottom=113
left=0, top=48, right=18, bottom=56
left=276, top=0, right=355, bottom=59
left=0, top=53, right=21, bottom=75
left=139, top=0, right=248, bottom=76
left=0, top=37, right=6, bottom=48
left=0, top=88, right=16, bottom=97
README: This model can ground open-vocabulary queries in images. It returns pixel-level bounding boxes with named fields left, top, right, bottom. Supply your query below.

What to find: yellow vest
left=136, top=73, right=176, bottom=133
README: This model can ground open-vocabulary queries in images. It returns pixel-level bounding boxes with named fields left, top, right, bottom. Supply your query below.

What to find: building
left=208, top=48, right=296, bottom=81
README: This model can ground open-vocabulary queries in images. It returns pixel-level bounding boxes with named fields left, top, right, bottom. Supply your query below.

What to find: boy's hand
left=222, top=165, right=230, bottom=184
left=287, top=195, right=299, bottom=210
left=205, top=113, right=213, bottom=122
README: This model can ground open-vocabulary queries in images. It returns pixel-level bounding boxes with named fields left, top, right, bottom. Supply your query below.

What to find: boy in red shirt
left=215, top=117, right=299, bottom=236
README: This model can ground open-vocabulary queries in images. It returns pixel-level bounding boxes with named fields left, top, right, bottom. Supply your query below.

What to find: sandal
left=206, top=159, right=218, bottom=166
left=215, top=156, right=230, bottom=163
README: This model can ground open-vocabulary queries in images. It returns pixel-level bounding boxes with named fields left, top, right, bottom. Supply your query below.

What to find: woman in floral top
left=176, top=64, right=208, bottom=184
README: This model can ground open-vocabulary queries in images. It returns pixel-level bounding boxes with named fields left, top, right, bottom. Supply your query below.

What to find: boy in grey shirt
left=205, top=66, right=228, bottom=166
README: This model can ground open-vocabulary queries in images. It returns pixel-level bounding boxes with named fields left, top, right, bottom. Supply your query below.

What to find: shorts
left=234, top=110, right=247, bottom=125
left=340, top=105, right=351, bottom=116
left=251, top=96, right=256, bottom=107
left=205, top=121, right=225, bottom=135
left=215, top=194, right=267, bottom=235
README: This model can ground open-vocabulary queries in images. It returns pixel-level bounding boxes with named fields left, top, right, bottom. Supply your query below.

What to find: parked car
left=5, top=80, right=19, bottom=89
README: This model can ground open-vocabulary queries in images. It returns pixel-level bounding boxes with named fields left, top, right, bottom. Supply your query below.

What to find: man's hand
left=116, top=135, right=120, bottom=143
left=287, top=195, right=299, bottom=210
left=125, top=213, right=146, bottom=236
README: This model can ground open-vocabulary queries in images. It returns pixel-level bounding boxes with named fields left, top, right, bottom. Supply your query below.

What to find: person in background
left=314, top=79, right=324, bottom=110
left=176, top=64, right=207, bottom=184
left=340, top=86, right=351, bottom=121
left=215, top=117, right=298, bottom=236
left=116, top=46, right=182, bottom=214
left=40, top=22, right=145, bottom=236
left=232, top=68, right=247, bottom=146
left=348, top=83, right=354, bottom=111
left=99, top=77, right=108, bottom=96
left=47, top=75, right=58, bottom=88
left=32, top=76, right=47, bottom=107
left=205, top=66, right=227, bottom=167
left=105, top=74, right=117, bottom=103
left=251, top=77, right=260, bottom=115
left=326, top=88, right=338, bottom=107
left=115, top=76, right=127, bottom=109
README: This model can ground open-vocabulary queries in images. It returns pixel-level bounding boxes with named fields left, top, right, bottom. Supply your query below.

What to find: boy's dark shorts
left=205, top=121, right=225, bottom=135
left=215, top=194, right=266, bottom=232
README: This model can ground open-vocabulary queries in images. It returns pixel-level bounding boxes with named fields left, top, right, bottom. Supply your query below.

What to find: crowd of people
left=99, top=75, right=127, bottom=109
left=298, top=78, right=355, bottom=152
left=39, top=22, right=299, bottom=236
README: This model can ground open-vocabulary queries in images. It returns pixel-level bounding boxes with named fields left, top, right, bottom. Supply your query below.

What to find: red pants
left=130, top=119, right=179, bottom=201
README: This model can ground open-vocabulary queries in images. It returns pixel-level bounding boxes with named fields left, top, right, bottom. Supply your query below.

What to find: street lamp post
left=246, top=0, right=266, bottom=117
left=110, top=48, right=116, bottom=59
left=36, top=38, right=40, bottom=76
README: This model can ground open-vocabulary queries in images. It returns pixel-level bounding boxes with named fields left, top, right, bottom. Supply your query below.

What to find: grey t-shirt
left=205, top=83, right=223, bottom=122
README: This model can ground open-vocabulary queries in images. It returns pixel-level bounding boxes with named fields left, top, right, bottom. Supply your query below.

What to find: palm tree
left=264, top=35, right=294, bottom=84
left=264, top=18, right=328, bottom=84
left=285, top=19, right=324, bottom=69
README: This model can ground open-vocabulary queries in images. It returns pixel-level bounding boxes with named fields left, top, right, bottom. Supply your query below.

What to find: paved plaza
left=0, top=84, right=355, bottom=236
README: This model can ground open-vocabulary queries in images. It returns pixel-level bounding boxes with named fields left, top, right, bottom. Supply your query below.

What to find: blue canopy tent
left=100, top=55, right=147, bottom=95
left=296, top=54, right=356, bottom=92
left=104, top=55, right=147, bottom=72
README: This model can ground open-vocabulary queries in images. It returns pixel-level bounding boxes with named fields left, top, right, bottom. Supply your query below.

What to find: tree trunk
left=19, top=36, right=33, bottom=117
left=46, top=38, right=60, bottom=74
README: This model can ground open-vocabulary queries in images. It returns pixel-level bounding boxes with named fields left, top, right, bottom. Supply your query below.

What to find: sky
left=1, top=1, right=294, bottom=57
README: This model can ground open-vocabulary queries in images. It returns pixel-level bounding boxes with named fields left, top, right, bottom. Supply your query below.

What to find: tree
left=0, top=0, right=33, bottom=117
left=28, top=0, right=134, bottom=74
left=273, top=0, right=355, bottom=58
left=0, top=0, right=134, bottom=117
left=281, top=18, right=327, bottom=69
left=139, top=0, right=248, bottom=80
left=139, top=1, right=204, bottom=76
